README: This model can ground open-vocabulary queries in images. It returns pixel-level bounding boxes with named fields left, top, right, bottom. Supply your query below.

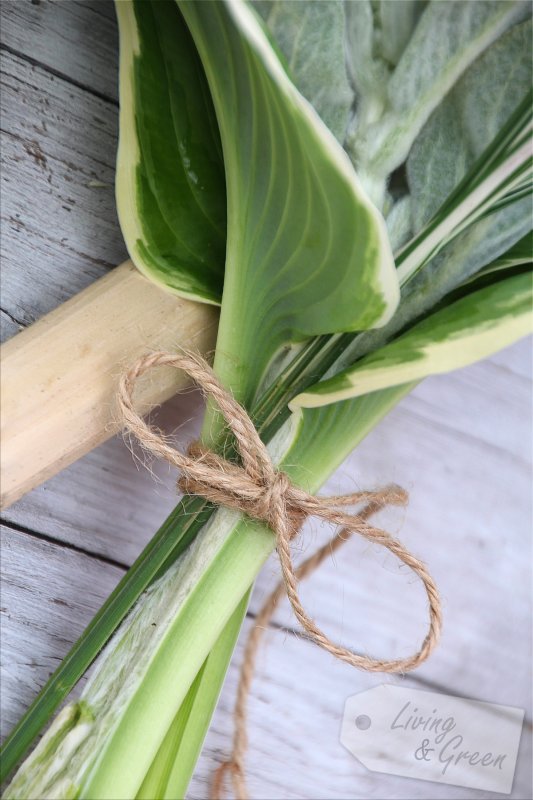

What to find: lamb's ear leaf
left=252, top=0, right=353, bottom=142
left=379, top=0, right=427, bottom=67
left=459, top=231, right=532, bottom=288
left=179, top=0, right=399, bottom=407
left=115, top=0, right=226, bottom=304
left=407, top=18, right=533, bottom=231
left=292, top=270, right=532, bottom=409
left=348, top=0, right=530, bottom=183
left=344, top=0, right=424, bottom=105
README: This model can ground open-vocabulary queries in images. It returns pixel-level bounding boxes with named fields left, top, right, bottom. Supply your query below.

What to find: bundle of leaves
left=3, top=2, right=531, bottom=798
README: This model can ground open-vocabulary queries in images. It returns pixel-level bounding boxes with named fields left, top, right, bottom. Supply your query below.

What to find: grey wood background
left=1, top=2, right=531, bottom=799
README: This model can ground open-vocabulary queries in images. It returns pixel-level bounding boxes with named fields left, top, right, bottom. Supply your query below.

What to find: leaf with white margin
left=179, top=0, right=399, bottom=408
left=115, top=0, right=226, bottom=304
left=293, top=271, right=532, bottom=408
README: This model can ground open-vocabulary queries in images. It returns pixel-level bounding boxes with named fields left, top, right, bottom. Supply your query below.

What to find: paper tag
left=340, top=685, right=524, bottom=794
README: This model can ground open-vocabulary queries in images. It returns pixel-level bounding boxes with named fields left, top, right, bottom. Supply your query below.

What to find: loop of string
left=118, top=351, right=442, bottom=800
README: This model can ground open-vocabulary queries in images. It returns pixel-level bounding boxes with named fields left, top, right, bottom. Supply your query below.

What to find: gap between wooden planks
left=0, top=262, right=217, bottom=509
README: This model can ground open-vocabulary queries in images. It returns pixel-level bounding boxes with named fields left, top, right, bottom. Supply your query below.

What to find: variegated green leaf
left=115, top=0, right=226, bottom=304
left=6, top=5, right=532, bottom=798
left=179, top=0, right=399, bottom=407
left=397, top=91, right=532, bottom=286
left=293, top=271, right=532, bottom=408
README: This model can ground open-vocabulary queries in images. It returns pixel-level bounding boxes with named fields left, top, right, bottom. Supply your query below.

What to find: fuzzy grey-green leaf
left=408, top=18, right=533, bottom=231
left=252, top=0, right=353, bottom=141
left=347, top=0, right=530, bottom=195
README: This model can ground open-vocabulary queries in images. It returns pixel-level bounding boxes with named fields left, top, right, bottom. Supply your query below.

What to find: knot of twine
left=118, top=350, right=442, bottom=800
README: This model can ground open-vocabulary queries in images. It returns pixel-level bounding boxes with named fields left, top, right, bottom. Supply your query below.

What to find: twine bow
left=118, top=350, right=442, bottom=800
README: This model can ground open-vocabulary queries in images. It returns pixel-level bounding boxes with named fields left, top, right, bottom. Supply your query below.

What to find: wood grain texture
left=0, top=261, right=217, bottom=509
left=0, top=524, right=123, bottom=741
left=1, top=389, right=203, bottom=565
left=250, top=344, right=533, bottom=709
left=0, top=44, right=125, bottom=339
left=0, top=2, right=531, bottom=798
left=0, top=0, right=119, bottom=102
left=1, top=525, right=531, bottom=799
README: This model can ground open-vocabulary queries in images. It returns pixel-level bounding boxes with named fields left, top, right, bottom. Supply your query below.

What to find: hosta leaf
left=252, top=0, right=353, bottom=142
left=347, top=0, right=530, bottom=186
left=334, top=204, right=532, bottom=395
left=407, top=18, right=533, bottom=231
left=179, top=0, right=399, bottom=407
left=115, top=0, right=226, bottom=303
left=293, top=271, right=532, bottom=408
left=5, top=5, right=532, bottom=795
left=286, top=384, right=417, bottom=494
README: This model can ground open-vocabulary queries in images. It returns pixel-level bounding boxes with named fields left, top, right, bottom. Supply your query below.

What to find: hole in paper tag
left=340, top=685, right=524, bottom=794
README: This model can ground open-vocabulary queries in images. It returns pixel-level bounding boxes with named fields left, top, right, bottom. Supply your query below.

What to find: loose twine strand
left=118, top=351, right=442, bottom=800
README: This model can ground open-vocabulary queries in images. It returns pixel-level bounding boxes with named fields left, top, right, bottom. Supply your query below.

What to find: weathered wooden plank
left=246, top=343, right=531, bottom=710
left=3, top=340, right=530, bottom=720
left=0, top=309, right=21, bottom=342
left=1, top=3, right=531, bottom=798
left=190, top=617, right=532, bottom=800
left=2, top=389, right=203, bottom=565
left=0, top=0, right=119, bottom=102
left=0, top=47, right=126, bottom=340
left=2, top=526, right=530, bottom=799
left=0, top=524, right=123, bottom=740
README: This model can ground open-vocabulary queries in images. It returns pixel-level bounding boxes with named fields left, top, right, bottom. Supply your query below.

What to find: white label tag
left=340, top=685, right=524, bottom=794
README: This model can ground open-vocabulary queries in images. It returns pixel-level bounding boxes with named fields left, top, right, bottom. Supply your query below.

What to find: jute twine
left=118, top=350, right=442, bottom=800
